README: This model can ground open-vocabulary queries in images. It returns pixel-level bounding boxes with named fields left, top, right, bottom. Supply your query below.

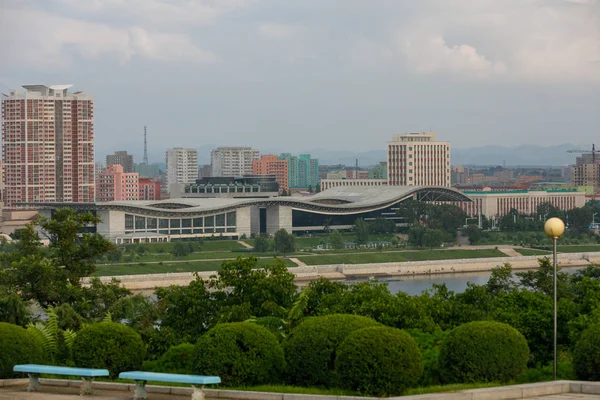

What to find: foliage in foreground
left=336, top=326, right=423, bottom=396
left=573, top=324, right=600, bottom=381
left=192, top=322, right=285, bottom=386
left=72, top=322, right=146, bottom=379
left=0, top=322, right=44, bottom=379
left=439, top=321, right=530, bottom=383
left=283, top=314, right=380, bottom=388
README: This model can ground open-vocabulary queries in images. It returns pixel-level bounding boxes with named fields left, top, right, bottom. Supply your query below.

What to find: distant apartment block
left=279, top=153, right=319, bottom=189
left=139, top=178, right=161, bottom=200
left=1, top=84, right=95, bottom=206
left=96, top=164, right=139, bottom=202
left=135, top=162, right=161, bottom=178
left=387, top=132, right=450, bottom=187
left=106, top=151, right=134, bottom=173
left=166, top=148, right=198, bottom=188
left=211, top=147, right=259, bottom=177
left=199, top=164, right=212, bottom=179
left=368, top=162, right=388, bottom=180
left=252, top=155, right=288, bottom=192
left=458, top=189, right=586, bottom=218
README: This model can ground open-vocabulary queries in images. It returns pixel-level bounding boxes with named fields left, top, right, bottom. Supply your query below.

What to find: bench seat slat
left=13, top=364, right=109, bottom=377
left=119, top=371, right=221, bottom=385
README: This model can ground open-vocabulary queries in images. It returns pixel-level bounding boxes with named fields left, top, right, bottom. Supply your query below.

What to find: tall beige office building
left=166, top=148, right=198, bottom=187
left=387, top=132, right=450, bottom=187
left=1, top=84, right=95, bottom=207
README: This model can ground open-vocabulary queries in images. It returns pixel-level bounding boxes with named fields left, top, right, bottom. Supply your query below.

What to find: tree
left=253, top=235, right=270, bottom=253
left=171, top=241, right=194, bottom=258
left=422, top=229, right=444, bottom=249
left=397, top=200, right=429, bottom=226
left=462, top=224, right=483, bottom=245
left=37, top=209, right=114, bottom=286
left=354, top=218, right=370, bottom=244
left=329, top=230, right=345, bottom=250
left=370, top=217, right=396, bottom=234
left=308, top=185, right=313, bottom=193
left=273, top=229, right=295, bottom=255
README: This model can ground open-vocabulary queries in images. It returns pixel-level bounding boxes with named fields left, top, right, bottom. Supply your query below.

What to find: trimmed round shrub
left=72, top=322, right=146, bottom=379
left=0, top=322, right=44, bottom=378
left=143, top=343, right=195, bottom=374
left=439, top=321, right=530, bottom=383
left=192, top=322, right=285, bottom=386
left=337, top=326, right=423, bottom=396
left=573, top=324, right=600, bottom=381
left=283, top=314, right=380, bottom=387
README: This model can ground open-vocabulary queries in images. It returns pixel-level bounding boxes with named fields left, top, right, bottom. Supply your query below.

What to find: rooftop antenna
left=143, top=126, right=149, bottom=165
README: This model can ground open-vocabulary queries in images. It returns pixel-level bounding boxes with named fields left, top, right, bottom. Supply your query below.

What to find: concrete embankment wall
left=85, top=252, right=600, bottom=291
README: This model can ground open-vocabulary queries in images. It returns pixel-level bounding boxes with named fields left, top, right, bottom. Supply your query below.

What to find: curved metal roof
left=22, top=186, right=471, bottom=217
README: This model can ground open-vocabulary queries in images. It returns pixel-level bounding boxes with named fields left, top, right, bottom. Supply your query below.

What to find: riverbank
left=84, top=251, right=600, bottom=291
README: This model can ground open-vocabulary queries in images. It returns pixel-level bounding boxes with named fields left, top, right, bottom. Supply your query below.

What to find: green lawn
left=93, top=257, right=296, bottom=276
left=297, top=249, right=506, bottom=266
left=515, top=249, right=551, bottom=256
left=557, top=245, right=600, bottom=253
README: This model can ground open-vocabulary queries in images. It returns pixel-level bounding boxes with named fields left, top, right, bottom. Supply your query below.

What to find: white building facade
left=211, top=147, right=260, bottom=177
left=166, top=148, right=198, bottom=188
left=387, top=132, right=451, bottom=187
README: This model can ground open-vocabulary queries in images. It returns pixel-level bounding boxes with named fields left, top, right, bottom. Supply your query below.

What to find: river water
left=345, top=266, right=584, bottom=296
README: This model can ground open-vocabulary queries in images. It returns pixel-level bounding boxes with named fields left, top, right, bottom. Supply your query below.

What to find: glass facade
left=124, top=211, right=237, bottom=235
left=291, top=203, right=404, bottom=230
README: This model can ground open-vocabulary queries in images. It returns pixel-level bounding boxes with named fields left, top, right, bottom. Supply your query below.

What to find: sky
left=1, top=0, right=599, bottom=162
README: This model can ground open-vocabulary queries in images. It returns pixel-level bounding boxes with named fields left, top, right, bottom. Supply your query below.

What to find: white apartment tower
left=1, top=84, right=95, bottom=207
left=211, top=147, right=260, bottom=177
left=387, top=132, right=451, bottom=187
left=166, top=148, right=198, bottom=188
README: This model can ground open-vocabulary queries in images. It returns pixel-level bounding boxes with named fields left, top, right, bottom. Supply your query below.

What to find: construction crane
left=567, top=144, right=600, bottom=203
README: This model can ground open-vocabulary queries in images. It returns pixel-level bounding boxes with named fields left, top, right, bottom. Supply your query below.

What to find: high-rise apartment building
left=1, top=84, right=95, bottom=206
left=96, top=164, right=139, bottom=202
left=106, top=151, right=134, bottom=173
left=279, top=153, right=319, bottom=189
left=166, top=148, right=198, bottom=187
left=139, top=178, right=161, bottom=200
left=211, top=147, right=259, bottom=177
left=252, top=155, right=289, bottom=192
left=387, top=132, right=450, bottom=187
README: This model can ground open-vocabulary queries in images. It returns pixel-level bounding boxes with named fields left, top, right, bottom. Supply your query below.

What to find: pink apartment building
left=1, top=85, right=95, bottom=207
left=96, top=165, right=139, bottom=202
left=139, top=178, right=161, bottom=200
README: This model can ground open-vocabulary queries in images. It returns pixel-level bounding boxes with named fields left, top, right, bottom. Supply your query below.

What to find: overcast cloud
left=0, top=0, right=599, bottom=161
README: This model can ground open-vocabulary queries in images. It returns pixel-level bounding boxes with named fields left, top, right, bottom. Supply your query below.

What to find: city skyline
left=1, top=1, right=598, bottom=156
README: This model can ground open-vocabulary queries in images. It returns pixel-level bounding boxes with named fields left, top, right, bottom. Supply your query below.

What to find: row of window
left=124, top=212, right=237, bottom=235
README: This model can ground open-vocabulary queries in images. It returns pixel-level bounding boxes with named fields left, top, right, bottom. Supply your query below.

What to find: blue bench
left=119, top=371, right=221, bottom=400
left=13, top=364, right=109, bottom=395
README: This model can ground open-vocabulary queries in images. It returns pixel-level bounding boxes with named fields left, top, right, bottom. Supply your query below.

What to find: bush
left=143, top=343, right=195, bottom=374
left=192, top=323, right=284, bottom=386
left=0, top=322, right=44, bottom=378
left=283, top=314, right=380, bottom=387
left=573, top=324, right=600, bottom=381
left=336, top=326, right=423, bottom=396
left=439, top=321, right=530, bottom=383
left=72, top=322, right=146, bottom=379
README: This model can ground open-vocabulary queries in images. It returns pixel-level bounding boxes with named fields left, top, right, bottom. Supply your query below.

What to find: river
left=344, top=266, right=584, bottom=296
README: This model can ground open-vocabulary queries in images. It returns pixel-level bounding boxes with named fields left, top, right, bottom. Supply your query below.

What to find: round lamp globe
left=544, top=218, right=565, bottom=239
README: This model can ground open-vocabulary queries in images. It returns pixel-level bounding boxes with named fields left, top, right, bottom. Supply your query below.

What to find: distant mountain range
left=96, top=143, right=588, bottom=168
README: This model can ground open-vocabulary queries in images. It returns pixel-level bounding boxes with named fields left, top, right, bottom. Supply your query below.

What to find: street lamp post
left=544, top=217, right=565, bottom=380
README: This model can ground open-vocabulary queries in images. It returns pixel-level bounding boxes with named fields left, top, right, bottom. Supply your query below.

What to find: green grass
left=557, top=245, right=600, bottom=253
left=93, top=257, right=296, bottom=276
left=515, top=248, right=551, bottom=256
left=297, top=249, right=506, bottom=266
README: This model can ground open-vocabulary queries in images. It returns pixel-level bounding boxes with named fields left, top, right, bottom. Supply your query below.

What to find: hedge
left=283, top=314, right=380, bottom=387
left=0, top=322, right=44, bottom=379
left=336, top=326, right=423, bottom=396
left=72, top=322, right=146, bottom=379
left=192, top=322, right=285, bottom=386
left=143, top=343, right=195, bottom=374
left=439, top=321, right=530, bottom=383
left=573, top=324, right=600, bottom=381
